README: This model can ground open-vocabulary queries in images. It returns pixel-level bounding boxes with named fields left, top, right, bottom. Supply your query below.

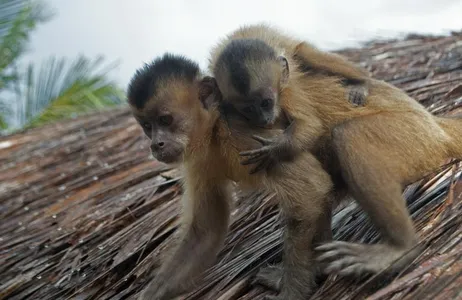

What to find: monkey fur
left=211, top=26, right=462, bottom=293
left=209, top=24, right=371, bottom=172
left=128, top=53, right=336, bottom=300
left=128, top=50, right=462, bottom=299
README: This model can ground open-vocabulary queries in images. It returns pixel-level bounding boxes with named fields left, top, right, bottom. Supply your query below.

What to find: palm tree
left=1, top=0, right=125, bottom=132
left=21, top=54, right=124, bottom=128
left=0, top=102, right=8, bottom=129
left=1, top=0, right=50, bottom=129
left=0, top=0, right=51, bottom=89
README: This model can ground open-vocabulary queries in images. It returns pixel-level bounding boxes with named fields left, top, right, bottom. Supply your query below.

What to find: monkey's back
left=314, top=76, right=454, bottom=183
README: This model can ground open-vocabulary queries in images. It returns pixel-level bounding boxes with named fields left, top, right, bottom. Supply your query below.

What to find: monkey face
left=232, top=87, right=278, bottom=128
left=217, top=57, right=287, bottom=128
left=130, top=86, right=197, bottom=164
left=136, top=112, right=188, bottom=164
left=127, top=53, right=208, bottom=164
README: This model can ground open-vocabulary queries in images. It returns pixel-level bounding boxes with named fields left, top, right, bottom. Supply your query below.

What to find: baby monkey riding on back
left=209, top=24, right=371, bottom=172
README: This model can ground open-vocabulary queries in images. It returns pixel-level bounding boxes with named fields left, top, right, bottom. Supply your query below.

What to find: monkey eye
left=143, top=122, right=152, bottom=129
left=261, top=99, right=271, bottom=108
left=158, top=115, right=173, bottom=126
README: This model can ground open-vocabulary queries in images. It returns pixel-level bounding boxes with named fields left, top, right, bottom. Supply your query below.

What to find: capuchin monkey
left=128, top=53, right=335, bottom=300
left=128, top=52, right=462, bottom=299
left=207, top=24, right=462, bottom=294
left=208, top=24, right=371, bottom=173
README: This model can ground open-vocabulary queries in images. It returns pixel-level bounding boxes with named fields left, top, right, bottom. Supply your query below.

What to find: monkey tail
left=437, top=115, right=462, bottom=159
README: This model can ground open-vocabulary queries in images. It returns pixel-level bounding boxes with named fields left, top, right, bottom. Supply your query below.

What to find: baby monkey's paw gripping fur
left=239, top=135, right=290, bottom=174
left=315, top=241, right=415, bottom=277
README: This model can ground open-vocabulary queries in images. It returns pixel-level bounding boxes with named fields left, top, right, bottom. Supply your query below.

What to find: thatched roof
left=1, top=31, right=462, bottom=300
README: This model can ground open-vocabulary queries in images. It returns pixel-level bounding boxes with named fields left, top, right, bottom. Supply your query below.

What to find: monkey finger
left=315, top=241, right=360, bottom=252
left=337, top=263, right=369, bottom=277
left=239, top=147, right=271, bottom=157
left=249, top=163, right=265, bottom=175
left=324, top=257, right=361, bottom=275
left=249, top=158, right=272, bottom=174
left=252, top=135, right=274, bottom=145
left=241, top=155, right=266, bottom=166
left=316, top=248, right=357, bottom=262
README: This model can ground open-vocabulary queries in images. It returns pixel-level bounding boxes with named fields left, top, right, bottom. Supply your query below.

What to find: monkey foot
left=252, top=264, right=282, bottom=291
left=315, top=241, right=418, bottom=277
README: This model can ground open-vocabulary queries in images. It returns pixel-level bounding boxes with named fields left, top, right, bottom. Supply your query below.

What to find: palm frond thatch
left=1, top=31, right=461, bottom=300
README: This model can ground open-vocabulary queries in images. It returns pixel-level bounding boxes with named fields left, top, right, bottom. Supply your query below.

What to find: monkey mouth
left=255, top=122, right=275, bottom=129
left=152, top=149, right=183, bottom=164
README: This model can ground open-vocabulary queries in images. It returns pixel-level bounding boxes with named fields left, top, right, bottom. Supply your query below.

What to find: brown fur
left=208, top=24, right=369, bottom=80
left=207, top=24, right=462, bottom=299
left=129, top=56, right=335, bottom=300
left=209, top=23, right=370, bottom=107
left=208, top=24, right=370, bottom=173
left=254, top=65, right=462, bottom=293
left=129, top=51, right=462, bottom=299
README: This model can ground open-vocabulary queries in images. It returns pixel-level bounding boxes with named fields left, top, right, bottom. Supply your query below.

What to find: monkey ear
left=199, top=76, right=221, bottom=109
left=278, top=56, right=289, bottom=85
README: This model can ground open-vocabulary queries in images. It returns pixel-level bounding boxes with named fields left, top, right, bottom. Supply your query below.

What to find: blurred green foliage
left=0, top=0, right=124, bottom=133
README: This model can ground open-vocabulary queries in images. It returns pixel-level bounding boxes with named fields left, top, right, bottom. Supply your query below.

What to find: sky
left=23, top=0, right=462, bottom=88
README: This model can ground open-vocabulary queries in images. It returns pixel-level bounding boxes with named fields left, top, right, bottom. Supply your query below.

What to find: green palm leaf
left=0, top=101, right=8, bottom=129
left=0, top=0, right=52, bottom=90
left=23, top=54, right=124, bottom=128
left=0, top=1, right=124, bottom=131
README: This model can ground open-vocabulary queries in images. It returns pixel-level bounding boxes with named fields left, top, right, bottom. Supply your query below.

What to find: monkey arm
left=140, top=178, right=231, bottom=300
left=240, top=111, right=323, bottom=174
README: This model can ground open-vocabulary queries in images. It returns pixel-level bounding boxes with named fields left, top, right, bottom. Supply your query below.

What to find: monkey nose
left=151, top=141, right=165, bottom=151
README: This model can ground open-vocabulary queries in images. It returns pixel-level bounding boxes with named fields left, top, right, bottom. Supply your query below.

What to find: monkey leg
left=254, top=201, right=333, bottom=293
left=316, top=117, right=422, bottom=278
left=262, top=153, right=334, bottom=300
left=140, top=180, right=231, bottom=300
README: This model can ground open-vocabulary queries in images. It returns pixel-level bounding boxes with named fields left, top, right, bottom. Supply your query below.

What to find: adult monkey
left=128, top=53, right=335, bottom=300
left=129, top=43, right=462, bottom=300
left=208, top=23, right=462, bottom=292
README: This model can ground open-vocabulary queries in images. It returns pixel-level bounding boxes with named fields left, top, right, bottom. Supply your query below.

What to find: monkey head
left=213, top=38, right=289, bottom=128
left=127, top=53, right=213, bottom=164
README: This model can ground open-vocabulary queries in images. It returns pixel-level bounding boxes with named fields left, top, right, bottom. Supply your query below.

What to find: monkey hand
left=239, top=135, right=291, bottom=174
left=252, top=264, right=282, bottom=291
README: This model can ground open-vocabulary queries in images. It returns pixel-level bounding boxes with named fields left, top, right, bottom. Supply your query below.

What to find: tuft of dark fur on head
left=215, top=39, right=277, bottom=95
left=127, top=53, right=200, bottom=109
